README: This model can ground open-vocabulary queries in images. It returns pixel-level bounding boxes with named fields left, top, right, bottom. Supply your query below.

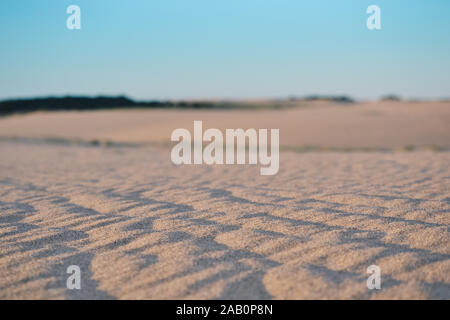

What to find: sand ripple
left=0, top=142, right=449, bottom=299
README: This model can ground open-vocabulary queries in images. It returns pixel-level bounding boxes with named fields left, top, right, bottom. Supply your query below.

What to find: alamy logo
left=66, top=265, right=81, bottom=289
left=66, top=5, right=81, bottom=30
left=366, top=265, right=381, bottom=290
left=171, top=121, right=279, bottom=175
left=366, top=5, right=381, bottom=30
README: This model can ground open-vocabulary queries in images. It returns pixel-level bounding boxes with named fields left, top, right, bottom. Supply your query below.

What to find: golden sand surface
left=0, top=101, right=449, bottom=299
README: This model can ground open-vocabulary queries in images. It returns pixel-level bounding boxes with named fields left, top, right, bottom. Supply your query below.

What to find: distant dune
left=0, top=100, right=449, bottom=149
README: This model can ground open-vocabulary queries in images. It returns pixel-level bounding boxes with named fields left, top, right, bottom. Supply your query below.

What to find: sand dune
left=0, top=101, right=449, bottom=299
left=0, top=101, right=449, bottom=149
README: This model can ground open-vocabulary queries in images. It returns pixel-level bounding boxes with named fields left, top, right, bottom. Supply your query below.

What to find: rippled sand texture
left=0, top=143, right=448, bottom=299
left=0, top=102, right=449, bottom=299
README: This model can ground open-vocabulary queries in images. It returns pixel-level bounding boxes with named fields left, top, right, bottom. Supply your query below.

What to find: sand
left=0, top=100, right=449, bottom=149
left=0, top=101, right=449, bottom=299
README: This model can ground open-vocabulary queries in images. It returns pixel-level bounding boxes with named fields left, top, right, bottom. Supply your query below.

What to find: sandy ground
left=0, top=101, right=449, bottom=299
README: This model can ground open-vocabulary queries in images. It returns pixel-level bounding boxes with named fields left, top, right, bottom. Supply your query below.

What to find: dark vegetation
left=0, top=96, right=225, bottom=116
left=288, top=95, right=355, bottom=103
left=380, top=94, right=402, bottom=101
left=302, top=95, right=355, bottom=103
left=0, top=94, right=363, bottom=116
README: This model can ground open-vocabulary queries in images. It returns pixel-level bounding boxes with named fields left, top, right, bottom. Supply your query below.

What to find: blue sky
left=1, top=0, right=449, bottom=100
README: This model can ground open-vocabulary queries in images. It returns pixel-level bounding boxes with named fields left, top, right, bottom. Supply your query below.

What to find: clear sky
left=1, top=0, right=449, bottom=100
